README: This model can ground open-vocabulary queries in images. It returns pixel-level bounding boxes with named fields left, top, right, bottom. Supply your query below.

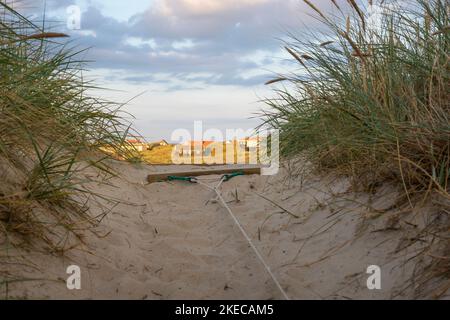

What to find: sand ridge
left=1, top=161, right=427, bottom=299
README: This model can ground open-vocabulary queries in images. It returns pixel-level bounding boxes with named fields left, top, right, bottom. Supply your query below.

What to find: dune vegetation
left=264, top=0, right=449, bottom=296
left=0, top=3, right=137, bottom=253
left=141, top=145, right=174, bottom=164
left=264, top=0, right=449, bottom=196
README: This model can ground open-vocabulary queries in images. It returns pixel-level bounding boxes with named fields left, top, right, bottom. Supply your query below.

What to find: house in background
left=147, top=139, right=169, bottom=150
left=203, top=141, right=226, bottom=157
left=246, top=137, right=261, bottom=149
left=178, top=140, right=215, bottom=156
left=126, top=139, right=147, bottom=152
left=239, top=136, right=262, bottom=151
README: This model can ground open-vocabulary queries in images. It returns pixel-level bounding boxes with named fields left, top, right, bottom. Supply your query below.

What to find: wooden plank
left=147, top=166, right=261, bottom=183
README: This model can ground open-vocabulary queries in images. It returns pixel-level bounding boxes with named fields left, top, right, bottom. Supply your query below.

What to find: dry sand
left=0, top=160, right=440, bottom=299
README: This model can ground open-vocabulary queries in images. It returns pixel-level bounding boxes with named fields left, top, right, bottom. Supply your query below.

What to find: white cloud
left=156, top=0, right=271, bottom=17
left=172, top=39, right=196, bottom=50
left=124, top=37, right=157, bottom=49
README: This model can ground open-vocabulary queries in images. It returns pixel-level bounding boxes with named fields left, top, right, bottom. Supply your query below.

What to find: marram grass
left=263, top=0, right=449, bottom=297
left=264, top=0, right=449, bottom=198
left=0, top=3, right=139, bottom=252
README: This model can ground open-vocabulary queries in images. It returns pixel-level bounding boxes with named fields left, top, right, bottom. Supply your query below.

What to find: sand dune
left=1, top=160, right=438, bottom=299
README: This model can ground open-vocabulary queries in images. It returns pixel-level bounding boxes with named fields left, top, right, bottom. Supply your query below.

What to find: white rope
left=196, top=177, right=290, bottom=300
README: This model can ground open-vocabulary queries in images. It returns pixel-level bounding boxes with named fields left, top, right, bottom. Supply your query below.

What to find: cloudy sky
left=16, top=0, right=340, bottom=141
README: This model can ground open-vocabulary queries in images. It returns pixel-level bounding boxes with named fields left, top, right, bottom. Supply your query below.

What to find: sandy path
left=1, top=161, right=430, bottom=299
left=103, top=165, right=281, bottom=299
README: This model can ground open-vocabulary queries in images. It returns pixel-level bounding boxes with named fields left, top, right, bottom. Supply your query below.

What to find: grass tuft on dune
left=263, top=0, right=449, bottom=297
left=264, top=0, right=449, bottom=195
left=0, top=3, right=137, bottom=253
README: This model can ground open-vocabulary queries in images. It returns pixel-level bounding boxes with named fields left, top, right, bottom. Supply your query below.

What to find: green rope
left=168, top=176, right=197, bottom=183
left=222, top=171, right=244, bottom=181
left=168, top=171, right=244, bottom=184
